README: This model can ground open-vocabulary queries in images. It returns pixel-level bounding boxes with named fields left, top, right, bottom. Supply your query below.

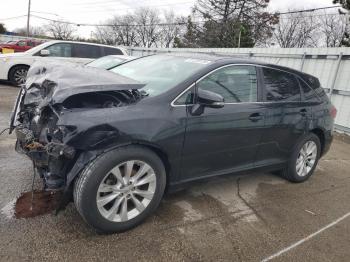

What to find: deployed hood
left=23, top=61, right=145, bottom=107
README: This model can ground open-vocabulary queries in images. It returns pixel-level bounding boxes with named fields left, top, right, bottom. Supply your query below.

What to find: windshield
left=110, top=55, right=211, bottom=96
left=87, top=56, right=125, bottom=69
left=6, top=41, right=17, bottom=44
left=24, top=41, right=48, bottom=54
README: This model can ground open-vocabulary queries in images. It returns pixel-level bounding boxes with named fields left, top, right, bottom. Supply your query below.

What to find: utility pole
left=26, top=0, right=31, bottom=37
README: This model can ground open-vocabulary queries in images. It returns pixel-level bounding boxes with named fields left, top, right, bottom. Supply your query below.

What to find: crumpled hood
left=23, top=61, right=145, bottom=107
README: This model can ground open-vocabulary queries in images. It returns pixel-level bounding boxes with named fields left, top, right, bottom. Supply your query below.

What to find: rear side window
left=103, top=47, right=123, bottom=55
left=73, top=44, right=101, bottom=58
left=262, top=68, right=301, bottom=102
left=197, top=65, right=258, bottom=103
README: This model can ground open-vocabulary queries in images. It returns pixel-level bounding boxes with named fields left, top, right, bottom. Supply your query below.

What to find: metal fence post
left=329, top=52, right=343, bottom=99
left=300, top=52, right=306, bottom=72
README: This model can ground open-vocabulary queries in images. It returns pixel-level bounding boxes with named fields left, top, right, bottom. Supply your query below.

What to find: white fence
left=128, top=47, right=350, bottom=133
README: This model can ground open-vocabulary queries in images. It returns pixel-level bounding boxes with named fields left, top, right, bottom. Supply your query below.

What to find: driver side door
left=180, top=65, right=266, bottom=181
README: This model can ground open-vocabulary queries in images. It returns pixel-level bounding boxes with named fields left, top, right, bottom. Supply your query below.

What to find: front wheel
left=9, top=65, right=29, bottom=86
left=281, top=133, right=321, bottom=183
left=73, top=145, right=166, bottom=233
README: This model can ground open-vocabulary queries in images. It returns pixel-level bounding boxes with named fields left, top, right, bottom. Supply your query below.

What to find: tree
left=0, top=23, right=6, bottom=34
left=93, top=14, right=139, bottom=46
left=319, top=14, right=346, bottom=47
left=134, top=7, right=161, bottom=48
left=191, top=0, right=278, bottom=47
left=45, top=20, right=76, bottom=40
left=333, top=0, right=350, bottom=46
left=14, top=26, right=47, bottom=38
left=272, top=11, right=319, bottom=48
left=173, top=16, right=200, bottom=47
left=159, top=11, right=182, bottom=48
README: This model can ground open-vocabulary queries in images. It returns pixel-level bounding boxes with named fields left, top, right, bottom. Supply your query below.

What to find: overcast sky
left=0, top=0, right=336, bottom=38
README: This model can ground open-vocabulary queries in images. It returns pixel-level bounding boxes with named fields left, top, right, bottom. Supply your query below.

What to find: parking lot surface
left=1, top=83, right=350, bottom=261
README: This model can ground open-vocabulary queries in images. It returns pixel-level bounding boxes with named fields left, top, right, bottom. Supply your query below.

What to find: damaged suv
left=12, top=54, right=335, bottom=233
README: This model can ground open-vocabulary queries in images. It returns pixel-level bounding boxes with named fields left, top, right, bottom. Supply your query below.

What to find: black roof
left=149, top=53, right=321, bottom=90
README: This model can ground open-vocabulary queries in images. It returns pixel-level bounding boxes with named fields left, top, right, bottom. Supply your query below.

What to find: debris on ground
left=15, top=190, right=62, bottom=219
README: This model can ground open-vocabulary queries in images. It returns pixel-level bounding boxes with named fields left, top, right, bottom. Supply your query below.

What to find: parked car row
left=0, top=40, right=127, bottom=85
left=0, top=39, right=44, bottom=53
left=9, top=49, right=336, bottom=233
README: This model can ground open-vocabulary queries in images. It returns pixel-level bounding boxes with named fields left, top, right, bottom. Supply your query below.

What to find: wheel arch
left=310, top=127, right=325, bottom=155
left=7, top=64, right=30, bottom=80
left=58, top=140, right=172, bottom=212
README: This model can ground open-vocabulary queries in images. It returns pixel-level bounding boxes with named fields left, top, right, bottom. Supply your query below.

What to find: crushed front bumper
left=15, top=127, right=76, bottom=190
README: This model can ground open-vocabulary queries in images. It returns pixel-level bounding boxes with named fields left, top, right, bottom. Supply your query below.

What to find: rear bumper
left=321, top=130, right=333, bottom=157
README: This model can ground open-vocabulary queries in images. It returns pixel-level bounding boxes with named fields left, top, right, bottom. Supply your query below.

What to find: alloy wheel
left=96, top=160, right=156, bottom=222
left=296, top=141, right=317, bottom=177
left=13, top=68, right=28, bottom=85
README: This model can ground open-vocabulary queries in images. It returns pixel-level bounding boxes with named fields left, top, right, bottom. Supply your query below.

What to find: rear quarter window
left=103, top=47, right=123, bottom=55
left=298, top=78, right=320, bottom=102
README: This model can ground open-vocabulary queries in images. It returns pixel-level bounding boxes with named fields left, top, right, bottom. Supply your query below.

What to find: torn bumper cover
left=11, top=61, right=145, bottom=192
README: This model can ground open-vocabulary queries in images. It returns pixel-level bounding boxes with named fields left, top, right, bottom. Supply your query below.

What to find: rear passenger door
left=71, top=43, right=103, bottom=64
left=255, top=67, right=307, bottom=166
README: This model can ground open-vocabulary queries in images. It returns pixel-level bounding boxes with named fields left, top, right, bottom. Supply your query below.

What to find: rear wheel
left=73, top=145, right=166, bottom=233
left=9, top=65, right=29, bottom=86
left=281, top=133, right=321, bottom=182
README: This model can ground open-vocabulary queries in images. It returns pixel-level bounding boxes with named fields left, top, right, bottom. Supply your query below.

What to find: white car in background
left=0, top=40, right=128, bottom=86
left=86, top=55, right=135, bottom=69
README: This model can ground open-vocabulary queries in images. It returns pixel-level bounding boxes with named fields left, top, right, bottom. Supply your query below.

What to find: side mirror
left=197, top=89, right=224, bottom=108
left=40, top=49, right=50, bottom=56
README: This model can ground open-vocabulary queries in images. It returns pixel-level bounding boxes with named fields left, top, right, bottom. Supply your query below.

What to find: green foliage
left=333, top=0, right=350, bottom=9
left=333, top=0, right=350, bottom=46
left=175, top=0, right=278, bottom=48
left=0, top=23, right=7, bottom=34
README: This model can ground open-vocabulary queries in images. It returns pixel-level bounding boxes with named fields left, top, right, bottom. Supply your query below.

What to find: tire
left=8, top=65, right=29, bottom=86
left=280, top=133, right=321, bottom=183
left=73, top=145, right=166, bottom=234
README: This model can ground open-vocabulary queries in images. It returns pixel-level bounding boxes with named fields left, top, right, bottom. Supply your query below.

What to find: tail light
left=330, top=105, right=337, bottom=119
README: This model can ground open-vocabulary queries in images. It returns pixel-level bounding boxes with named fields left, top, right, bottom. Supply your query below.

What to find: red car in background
left=0, top=39, right=44, bottom=53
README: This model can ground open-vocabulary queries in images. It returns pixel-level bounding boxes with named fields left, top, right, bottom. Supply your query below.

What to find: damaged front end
left=11, top=61, right=145, bottom=194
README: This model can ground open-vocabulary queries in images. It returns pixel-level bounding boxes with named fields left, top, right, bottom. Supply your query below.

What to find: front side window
left=173, top=89, right=194, bottom=105
left=263, top=68, right=301, bottom=102
left=45, top=43, right=72, bottom=57
left=197, top=65, right=258, bottom=103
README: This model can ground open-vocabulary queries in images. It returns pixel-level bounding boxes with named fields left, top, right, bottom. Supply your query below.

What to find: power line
left=0, top=15, right=27, bottom=21
left=3, top=5, right=346, bottom=28
left=277, top=5, right=342, bottom=15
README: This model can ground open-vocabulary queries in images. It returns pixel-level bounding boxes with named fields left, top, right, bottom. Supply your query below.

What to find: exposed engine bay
left=11, top=61, right=145, bottom=194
